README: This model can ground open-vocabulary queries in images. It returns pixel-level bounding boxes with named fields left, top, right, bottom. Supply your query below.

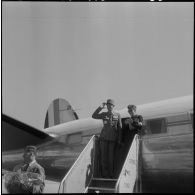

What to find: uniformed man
left=118, top=105, right=143, bottom=173
left=13, top=145, right=45, bottom=193
left=92, top=99, right=122, bottom=178
left=125, top=104, right=143, bottom=140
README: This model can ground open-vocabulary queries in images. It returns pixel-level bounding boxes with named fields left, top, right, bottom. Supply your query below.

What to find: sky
left=2, top=2, right=194, bottom=130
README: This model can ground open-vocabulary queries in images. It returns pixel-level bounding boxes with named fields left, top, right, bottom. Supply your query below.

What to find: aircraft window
left=146, top=118, right=166, bottom=134
left=67, top=133, right=82, bottom=144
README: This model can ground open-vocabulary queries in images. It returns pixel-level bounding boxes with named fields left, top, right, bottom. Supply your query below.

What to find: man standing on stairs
left=124, top=104, right=143, bottom=143
left=92, top=99, right=122, bottom=178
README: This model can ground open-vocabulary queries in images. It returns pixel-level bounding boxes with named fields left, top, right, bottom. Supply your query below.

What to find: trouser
left=99, top=140, right=116, bottom=178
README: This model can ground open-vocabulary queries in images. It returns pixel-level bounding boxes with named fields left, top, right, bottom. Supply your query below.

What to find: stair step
left=87, top=186, right=115, bottom=193
left=92, top=178, right=118, bottom=181
left=89, top=178, right=117, bottom=188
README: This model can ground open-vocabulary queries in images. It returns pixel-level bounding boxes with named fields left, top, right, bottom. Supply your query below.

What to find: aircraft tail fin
left=44, top=98, right=79, bottom=129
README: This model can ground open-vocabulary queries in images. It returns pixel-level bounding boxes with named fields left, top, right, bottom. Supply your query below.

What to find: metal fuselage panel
left=141, top=132, right=193, bottom=193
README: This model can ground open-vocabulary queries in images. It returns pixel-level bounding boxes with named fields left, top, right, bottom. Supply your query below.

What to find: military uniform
left=126, top=104, right=143, bottom=134
left=92, top=101, right=122, bottom=178
left=13, top=160, right=45, bottom=193
left=123, top=114, right=143, bottom=146
left=13, top=146, right=45, bottom=193
left=126, top=114, right=143, bottom=133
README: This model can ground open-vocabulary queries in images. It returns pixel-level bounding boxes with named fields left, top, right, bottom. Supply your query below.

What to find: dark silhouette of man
left=92, top=99, right=122, bottom=178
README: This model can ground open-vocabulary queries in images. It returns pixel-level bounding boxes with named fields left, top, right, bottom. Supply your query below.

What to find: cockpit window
left=146, top=118, right=166, bottom=134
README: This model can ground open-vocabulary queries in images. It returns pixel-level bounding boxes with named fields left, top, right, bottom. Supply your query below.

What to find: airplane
left=2, top=94, right=193, bottom=193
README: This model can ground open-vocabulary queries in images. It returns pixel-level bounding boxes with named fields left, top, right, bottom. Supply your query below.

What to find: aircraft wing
left=2, top=114, right=54, bottom=151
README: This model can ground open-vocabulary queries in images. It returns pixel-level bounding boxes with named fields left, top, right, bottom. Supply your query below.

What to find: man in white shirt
left=13, top=145, right=45, bottom=193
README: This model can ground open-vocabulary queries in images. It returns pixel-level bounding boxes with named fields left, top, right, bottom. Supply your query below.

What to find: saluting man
left=92, top=99, right=122, bottom=178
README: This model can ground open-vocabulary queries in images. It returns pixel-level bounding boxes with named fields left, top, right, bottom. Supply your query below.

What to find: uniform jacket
left=92, top=106, right=122, bottom=142
left=125, top=114, right=143, bottom=134
left=13, top=160, right=45, bottom=183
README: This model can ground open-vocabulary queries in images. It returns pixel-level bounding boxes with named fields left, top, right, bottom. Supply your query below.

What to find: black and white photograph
left=1, top=1, right=193, bottom=193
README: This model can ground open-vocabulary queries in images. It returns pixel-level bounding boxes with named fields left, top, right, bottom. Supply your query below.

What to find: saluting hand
left=101, top=102, right=107, bottom=108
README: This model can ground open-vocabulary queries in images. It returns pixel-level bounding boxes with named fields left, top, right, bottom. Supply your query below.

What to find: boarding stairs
left=87, top=178, right=117, bottom=193
left=58, top=134, right=140, bottom=193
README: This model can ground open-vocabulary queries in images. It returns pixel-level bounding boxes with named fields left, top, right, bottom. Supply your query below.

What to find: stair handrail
left=58, top=135, right=96, bottom=193
left=115, top=134, right=140, bottom=193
